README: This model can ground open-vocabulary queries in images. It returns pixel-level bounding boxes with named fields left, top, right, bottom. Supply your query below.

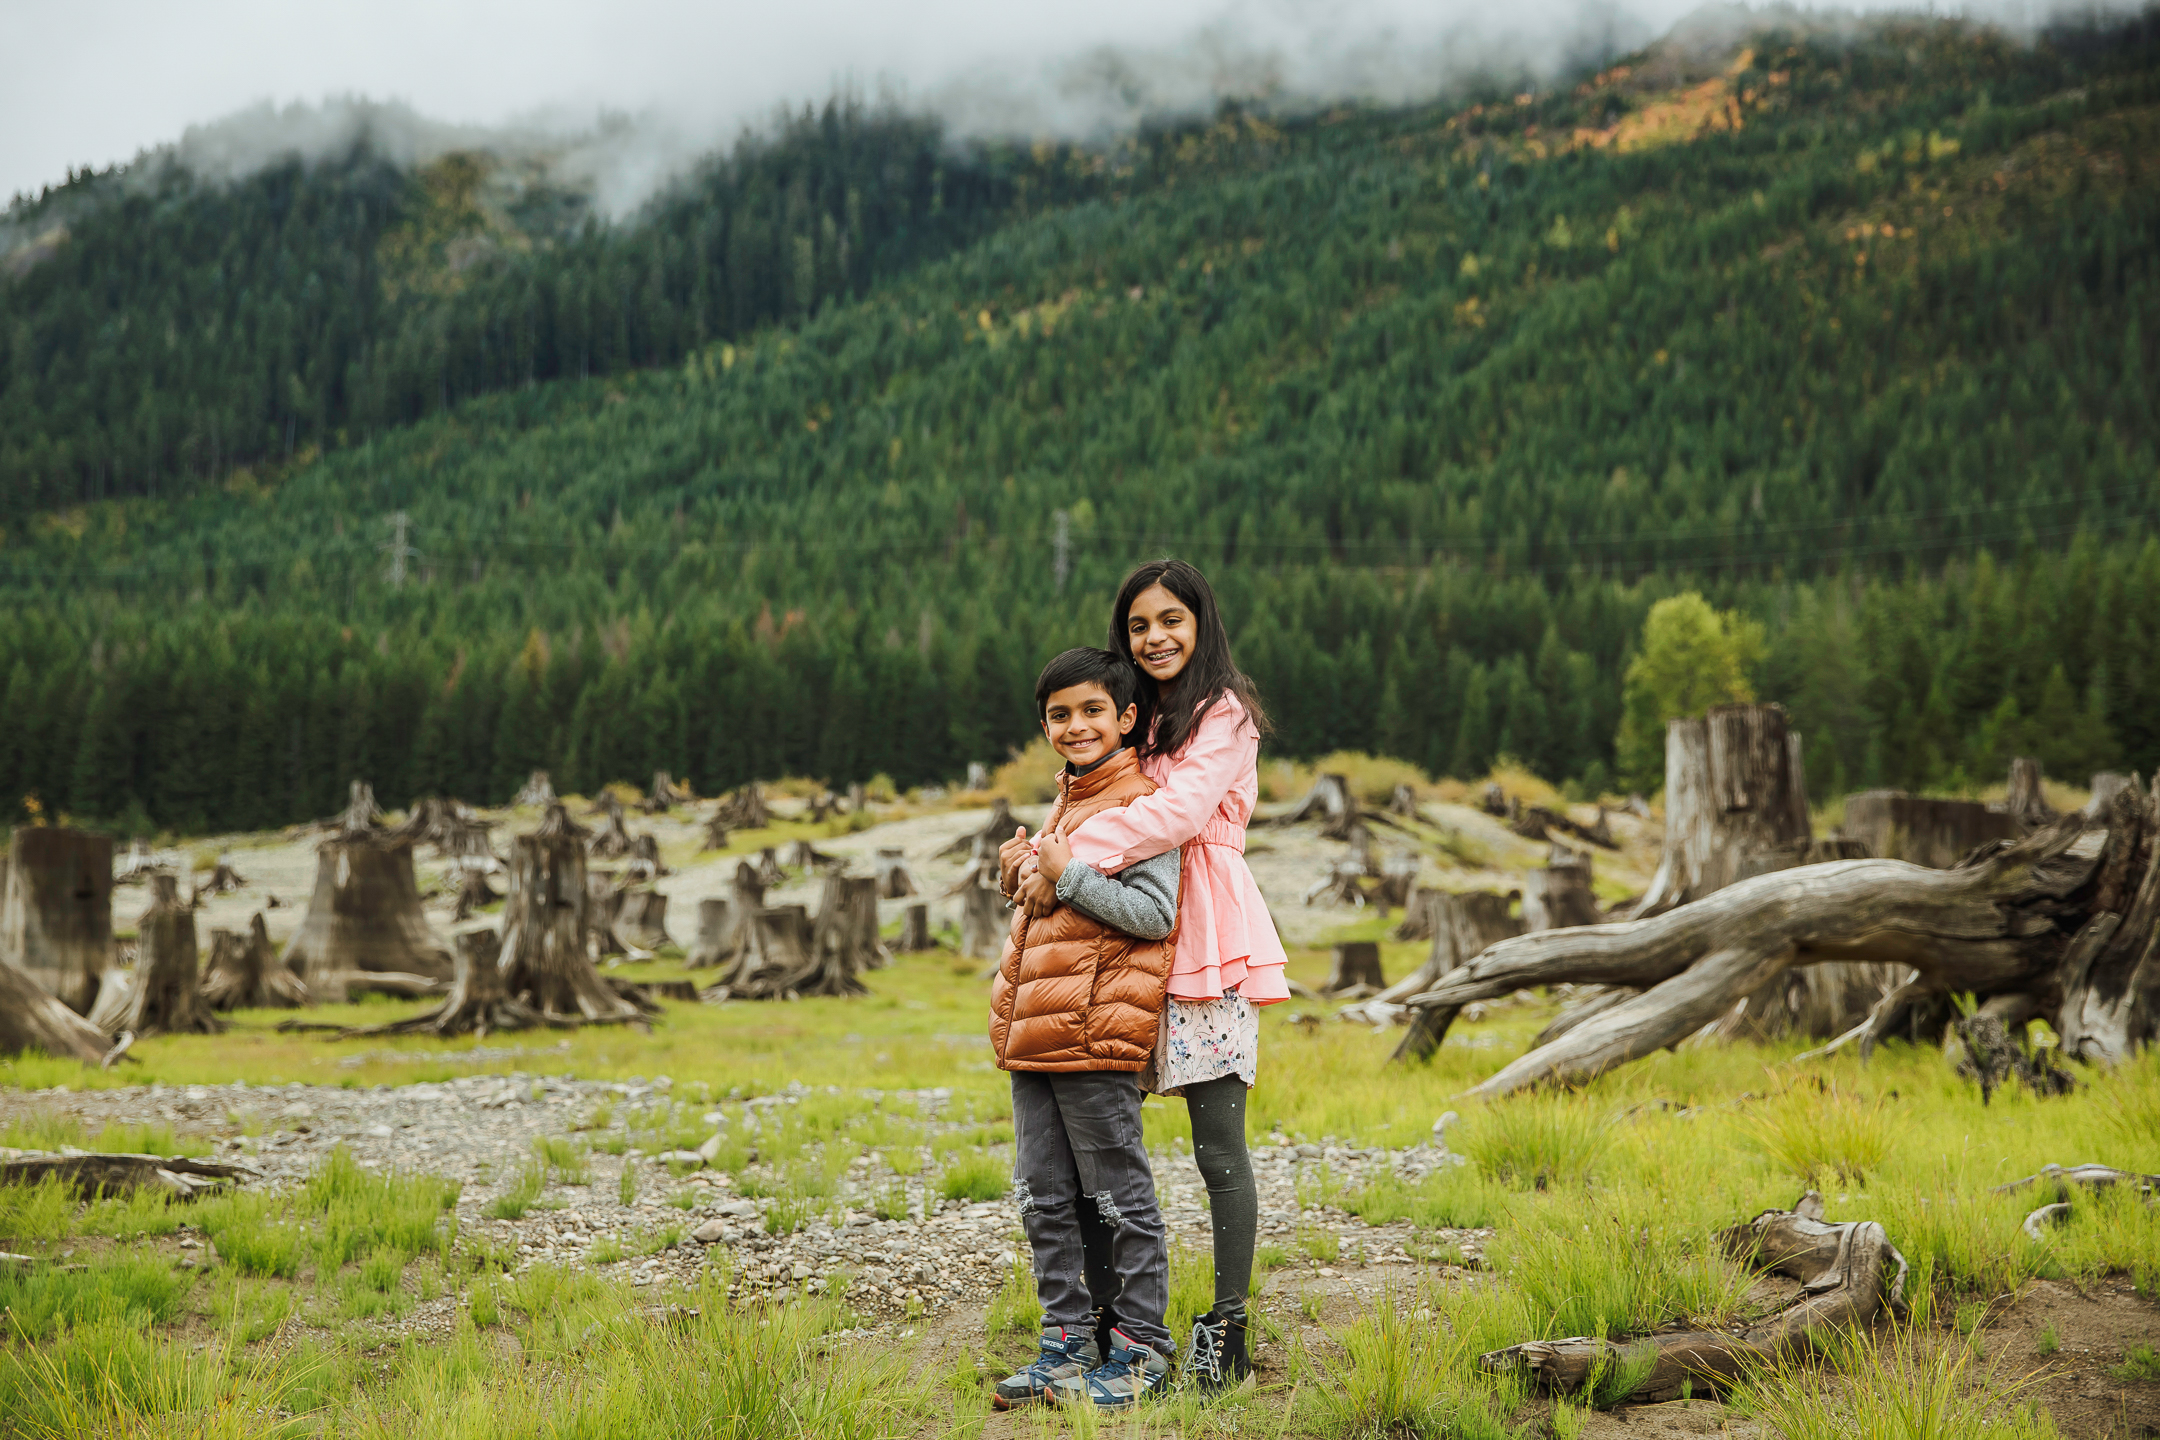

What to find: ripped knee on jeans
left=1014, top=1178, right=1039, bottom=1216
left=1089, top=1192, right=1124, bottom=1227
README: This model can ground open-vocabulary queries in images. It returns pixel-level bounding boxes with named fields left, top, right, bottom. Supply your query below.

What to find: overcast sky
left=0, top=0, right=2082, bottom=206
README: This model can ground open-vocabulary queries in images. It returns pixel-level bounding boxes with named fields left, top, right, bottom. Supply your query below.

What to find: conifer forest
left=2, top=13, right=2157, bottom=834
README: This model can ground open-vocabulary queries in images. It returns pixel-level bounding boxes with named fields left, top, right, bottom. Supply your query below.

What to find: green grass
left=0, top=1252, right=193, bottom=1340
left=937, top=1151, right=1008, bottom=1204
left=534, top=1136, right=592, bottom=1185
left=0, top=1114, right=211, bottom=1159
left=1737, top=1082, right=1895, bottom=1187
left=1453, top=1093, right=1613, bottom=1190
left=487, top=1163, right=546, bottom=1221
left=2108, top=1343, right=2160, bottom=1382
left=1732, top=1327, right=2057, bottom=1440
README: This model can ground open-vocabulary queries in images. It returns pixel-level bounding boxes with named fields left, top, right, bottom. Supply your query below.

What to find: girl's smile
left=1126, top=583, right=1193, bottom=686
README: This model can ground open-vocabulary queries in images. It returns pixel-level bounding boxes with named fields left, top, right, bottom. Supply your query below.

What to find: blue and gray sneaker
left=1050, top=1328, right=1172, bottom=1411
left=992, top=1326, right=1101, bottom=1411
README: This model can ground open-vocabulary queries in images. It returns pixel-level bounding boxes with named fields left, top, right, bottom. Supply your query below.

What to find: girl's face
left=1126, top=582, right=1195, bottom=688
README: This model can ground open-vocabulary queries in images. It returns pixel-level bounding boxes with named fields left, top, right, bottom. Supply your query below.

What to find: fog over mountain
left=3, top=0, right=2143, bottom=216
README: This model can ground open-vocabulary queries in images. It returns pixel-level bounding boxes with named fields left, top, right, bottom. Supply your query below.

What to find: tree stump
left=1303, top=856, right=1370, bottom=908
left=2084, top=773, right=2137, bottom=819
left=802, top=874, right=883, bottom=991
left=2001, top=757, right=2055, bottom=829
left=1841, top=792, right=2022, bottom=870
left=1389, top=891, right=1525, bottom=1061
left=1372, top=855, right=1420, bottom=912
left=114, top=839, right=172, bottom=887
left=281, top=832, right=454, bottom=1003
left=686, top=898, right=731, bottom=969
left=191, top=860, right=246, bottom=904
left=1326, top=942, right=1385, bottom=995
left=684, top=863, right=765, bottom=969
left=394, top=798, right=498, bottom=862
left=330, top=930, right=558, bottom=1039
left=959, top=884, right=1008, bottom=960
left=874, top=849, right=918, bottom=899
left=966, top=762, right=990, bottom=791
left=498, top=805, right=650, bottom=1026
left=625, top=833, right=667, bottom=880
left=115, top=896, right=221, bottom=1037
left=783, top=839, right=837, bottom=871
left=1387, top=784, right=1420, bottom=818
left=711, top=785, right=772, bottom=832
left=938, top=800, right=1016, bottom=861
left=1631, top=704, right=1813, bottom=919
left=612, top=889, right=672, bottom=952
left=588, top=809, right=636, bottom=861
left=846, top=782, right=867, bottom=814
left=1523, top=852, right=1600, bottom=932
left=1393, top=886, right=1446, bottom=941
left=0, top=827, right=113, bottom=1013
left=452, top=864, right=502, bottom=921
left=643, top=771, right=692, bottom=813
left=754, top=847, right=785, bottom=888
left=895, top=903, right=935, bottom=952
left=808, top=792, right=840, bottom=823
left=201, top=914, right=308, bottom=1010
left=512, top=770, right=556, bottom=808
left=1278, top=774, right=1357, bottom=840
left=711, top=906, right=814, bottom=998
left=700, top=816, right=731, bottom=852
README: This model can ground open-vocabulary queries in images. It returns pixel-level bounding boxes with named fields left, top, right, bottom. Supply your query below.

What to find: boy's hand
left=997, top=826, right=1031, bottom=896
left=1017, top=867, right=1057, bottom=917
left=1037, top=830, right=1073, bottom=883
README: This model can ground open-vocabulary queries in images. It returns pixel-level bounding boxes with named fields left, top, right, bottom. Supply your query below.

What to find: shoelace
left=1190, top=1319, right=1223, bottom=1385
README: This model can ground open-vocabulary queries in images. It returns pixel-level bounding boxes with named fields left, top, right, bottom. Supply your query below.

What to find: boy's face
left=1041, top=682, right=1137, bottom=767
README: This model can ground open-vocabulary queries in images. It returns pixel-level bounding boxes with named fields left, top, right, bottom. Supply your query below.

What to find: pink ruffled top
left=1063, top=694, right=1289, bottom=1004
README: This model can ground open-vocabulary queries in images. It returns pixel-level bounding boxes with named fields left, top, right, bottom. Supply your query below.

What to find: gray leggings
left=1183, top=1075, right=1256, bottom=1320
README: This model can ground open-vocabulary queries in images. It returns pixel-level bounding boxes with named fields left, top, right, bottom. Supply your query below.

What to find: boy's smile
left=1042, top=681, right=1137, bottom=767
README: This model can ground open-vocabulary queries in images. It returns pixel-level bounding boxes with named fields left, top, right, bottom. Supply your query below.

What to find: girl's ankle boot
left=1187, top=1309, right=1251, bottom=1391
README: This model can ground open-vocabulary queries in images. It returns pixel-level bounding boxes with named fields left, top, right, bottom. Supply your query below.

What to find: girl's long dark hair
left=1108, top=558, right=1272, bottom=760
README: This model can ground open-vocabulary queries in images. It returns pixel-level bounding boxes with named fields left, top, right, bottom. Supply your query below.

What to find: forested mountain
left=1, top=12, right=2156, bottom=835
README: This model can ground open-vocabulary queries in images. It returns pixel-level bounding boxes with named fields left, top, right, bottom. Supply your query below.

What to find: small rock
left=717, top=1199, right=759, bottom=1219
left=1294, top=1143, right=1321, bottom=1159
left=365, top=1125, right=394, bottom=1140
left=696, top=1134, right=725, bottom=1164
left=791, top=1262, right=812, bottom=1282
left=657, top=1150, right=704, bottom=1169
left=1317, top=1267, right=1339, bottom=1279
left=690, top=1219, right=729, bottom=1245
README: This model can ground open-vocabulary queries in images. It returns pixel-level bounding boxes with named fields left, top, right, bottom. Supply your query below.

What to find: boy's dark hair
left=1035, top=647, right=1138, bottom=716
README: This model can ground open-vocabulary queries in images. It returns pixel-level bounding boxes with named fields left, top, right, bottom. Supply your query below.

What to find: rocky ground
left=0, top=1074, right=1482, bottom=1328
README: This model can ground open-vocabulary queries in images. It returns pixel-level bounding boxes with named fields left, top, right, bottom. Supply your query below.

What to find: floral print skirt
left=1142, top=990, right=1259, bottom=1096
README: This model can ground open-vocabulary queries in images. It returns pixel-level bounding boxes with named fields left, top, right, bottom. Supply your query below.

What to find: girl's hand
left=997, top=826, right=1031, bottom=896
left=1037, top=830, right=1073, bottom=883
left=1017, top=867, right=1057, bottom=917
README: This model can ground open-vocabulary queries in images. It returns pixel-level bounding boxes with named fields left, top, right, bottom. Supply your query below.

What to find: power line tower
left=1053, top=509, right=1070, bottom=593
left=381, top=510, right=421, bottom=588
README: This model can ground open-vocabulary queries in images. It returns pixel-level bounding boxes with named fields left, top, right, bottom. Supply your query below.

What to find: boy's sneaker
left=992, top=1326, right=1100, bottom=1411
left=1050, top=1328, right=1171, bottom=1411
left=1188, top=1309, right=1253, bottom=1392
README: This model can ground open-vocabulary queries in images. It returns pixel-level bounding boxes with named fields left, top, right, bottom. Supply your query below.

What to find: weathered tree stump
left=783, top=839, right=837, bottom=871
left=966, top=762, right=990, bottom=791
left=201, top=914, right=308, bottom=1010
left=0, top=956, right=122, bottom=1063
left=281, top=828, right=453, bottom=1003
left=624, top=833, right=667, bottom=881
left=1278, top=774, right=1357, bottom=840
left=512, top=770, right=556, bottom=808
left=1, top=827, right=113, bottom=1013
left=113, top=839, right=173, bottom=886
left=2001, top=757, right=2055, bottom=829
left=1386, top=891, right=1525, bottom=1060
left=2085, top=773, right=2137, bottom=819
left=806, top=874, right=885, bottom=989
left=588, top=808, right=636, bottom=861
left=710, top=785, right=772, bottom=832
left=1402, top=777, right=2160, bottom=1093
left=808, top=792, right=840, bottom=823
left=895, top=903, right=935, bottom=952
left=191, top=861, right=246, bottom=904
left=394, top=798, right=499, bottom=862
left=643, top=771, right=692, bottom=813
left=1631, top=704, right=1813, bottom=919
left=611, top=888, right=672, bottom=953
left=1371, top=855, right=1420, bottom=912
left=846, top=782, right=867, bottom=815
left=1326, top=942, right=1385, bottom=995
left=1841, top=791, right=2022, bottom=870
left=1386, top=784, right=1420, bottom=818
left=684, top=864, right=765, bottom=969
left=115, top=896, right=221, bottom=1036
left=452, top=864, right=503, bottom=921
left=498, top=805, right=650, bottom=1026
left=754, top=847, right=785, bottom=888
left=1393, top=886, right=1447, bottom=942
left=959, top=884, right=1008, bottom=961
left=328, top=930, right=555, bottom=1039
left=1523, top=853, right=1600, bottom=932
left=700, top=816, right=731, bottom=852
left=1481, top=1192, right=1907, bottom=1403
left=710, top=906, right=814, bottom=998
left=874, top=849, right=918, bottom=899
left=938, top=800, right=1017, bottom=861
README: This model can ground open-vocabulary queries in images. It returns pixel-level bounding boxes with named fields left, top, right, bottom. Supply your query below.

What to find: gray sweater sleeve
left=1055, top=846, right=1180, bottom=941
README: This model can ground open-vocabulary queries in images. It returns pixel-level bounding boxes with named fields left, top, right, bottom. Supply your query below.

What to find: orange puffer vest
left=988, top=749, right=1177, bottom=1073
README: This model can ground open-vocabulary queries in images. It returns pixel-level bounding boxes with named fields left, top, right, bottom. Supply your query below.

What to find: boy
left=987, top=647, right=1180, bottom=1411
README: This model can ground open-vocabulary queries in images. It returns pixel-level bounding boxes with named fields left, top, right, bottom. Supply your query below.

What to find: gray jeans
left=1010, top=1071, right=1172, bottom=1356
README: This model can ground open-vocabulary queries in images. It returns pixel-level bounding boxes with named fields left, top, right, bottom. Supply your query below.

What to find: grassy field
left=0, top=918, right=2156, bottom=1436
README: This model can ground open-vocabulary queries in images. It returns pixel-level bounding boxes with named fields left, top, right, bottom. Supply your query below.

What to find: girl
left=1004, top=558, right=1286, bottom=1391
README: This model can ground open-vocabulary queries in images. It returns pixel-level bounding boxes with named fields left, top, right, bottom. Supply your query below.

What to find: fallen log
left=1402, top=782, right=2158, bottom=1094
left=0, top=1152, right=259, bottom=1200
left=1480, top=1191, right=1906, bottom=1403
left=0, top=956, right=120, bottom=1063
